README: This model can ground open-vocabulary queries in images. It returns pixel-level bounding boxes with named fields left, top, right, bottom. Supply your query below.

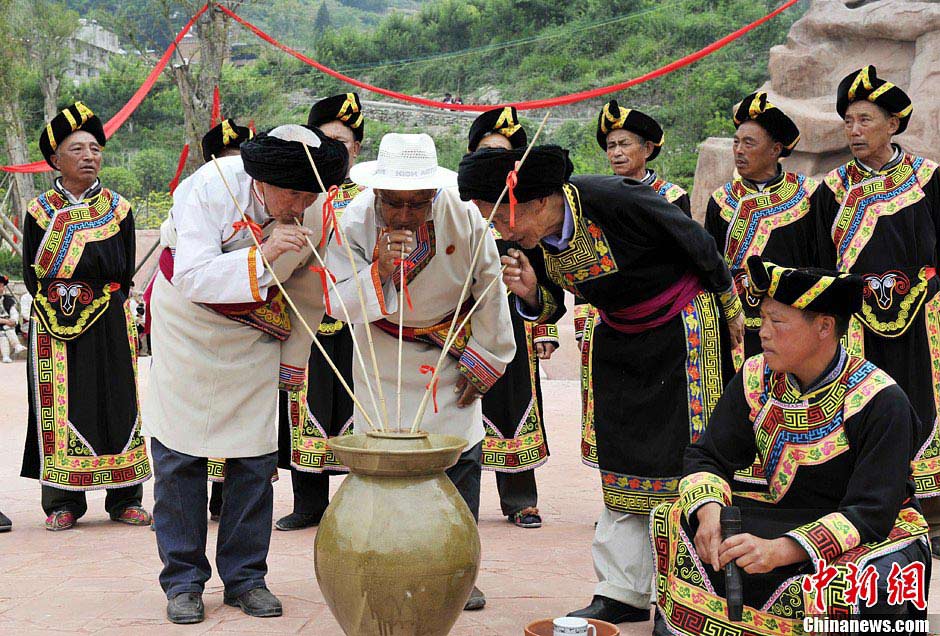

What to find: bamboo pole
left=409, top=110, right=552, bottom=431
left=292, top=217, right=383, bottom=429
left=396, top=243, right=406, bottom=430
left=301, top=145, right=390, bottom=430
left=209, top=157, right=377, bottom=430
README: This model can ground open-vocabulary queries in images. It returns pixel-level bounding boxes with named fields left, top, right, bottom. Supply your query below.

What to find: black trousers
left=289, top=468, right=330, bottom=516
left=446, top=442, right=483, bottom=523
left=494, top=469, right=537, bottom=516
left=151, top=438, right=277, bottom=599
left=41, top=483, right=142, bottom=519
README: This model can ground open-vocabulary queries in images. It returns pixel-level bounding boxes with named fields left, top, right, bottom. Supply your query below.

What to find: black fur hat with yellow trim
left=307, top=93, right=364, bottom=142
left=595, top=100, right=664, bottom=160
left=836, top=65, right=912, bottom=134
left=744, top=255, right=863, bottom=318
left=39, top=102, right=107, bottom=169
left=467, top=107, right=527, bottom=152
left=733, top=92, right=800, bottom=157
left=201, top=118, right=254, bottom=163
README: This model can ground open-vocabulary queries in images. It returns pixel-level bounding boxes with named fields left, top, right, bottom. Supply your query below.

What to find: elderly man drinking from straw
left=326, top=132, right=516, bottom=611
left=143, top=124, right=348, bottom=625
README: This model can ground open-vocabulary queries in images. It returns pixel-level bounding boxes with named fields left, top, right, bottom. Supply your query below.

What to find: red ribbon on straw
left=168, top=143, right=190, bottom=194
left=309, top=266, right=337, bottom=314
left=233, top=219, right=263, bottom=244
left=506, top=160, right=521, bottom=229
left=321, top=185, right=340, bottom=248
left=420, top=365, right=439, bottom=414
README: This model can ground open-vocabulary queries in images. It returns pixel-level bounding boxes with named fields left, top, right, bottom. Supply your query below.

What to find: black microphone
left=720, top=505, right=743, bottom=622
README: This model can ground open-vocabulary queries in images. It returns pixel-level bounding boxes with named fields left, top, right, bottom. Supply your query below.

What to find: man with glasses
left=326, top=133, right=516, bottom=611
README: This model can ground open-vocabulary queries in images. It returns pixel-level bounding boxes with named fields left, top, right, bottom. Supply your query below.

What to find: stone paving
left=1, top=359, right=938, bottom=635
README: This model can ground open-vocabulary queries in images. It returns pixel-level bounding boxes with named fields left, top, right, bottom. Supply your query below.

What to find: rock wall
left=690, top=0, right=940, bottom=219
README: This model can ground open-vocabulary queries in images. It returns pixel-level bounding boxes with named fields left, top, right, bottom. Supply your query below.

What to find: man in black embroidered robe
left=458, top=146, right=742, bottom=624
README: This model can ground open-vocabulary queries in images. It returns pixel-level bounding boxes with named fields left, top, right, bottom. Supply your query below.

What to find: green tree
left=130, top=147, right=177, bottom=195
left=314, top=2, right=332, bottom=32
left=99, top=166, right=143, bottom=198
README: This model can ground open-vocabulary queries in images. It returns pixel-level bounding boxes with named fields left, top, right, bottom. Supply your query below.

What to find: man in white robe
left=143, top=125, right=348, bottom=625
left=326, top=133, right=516, bottom=611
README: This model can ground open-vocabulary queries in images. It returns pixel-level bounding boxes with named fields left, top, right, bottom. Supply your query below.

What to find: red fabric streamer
left=393, top=258, right=415, bottom=311
left=248, top=119, right=256, bottom=135
left=419, top=365, right=439, bottom=414
left=505, top=160, right=520, bottom=229
left=217, top=0, right=799, bottom=112
left=211, top=86, right=221, bottom=127
left=2, top=3, right=210, bottom=173
left=309, top=265, right=337, bottom=314
left=168, top=143, right=190, bottom=194
left=320, top=185, right=340, bottom=248
left=233, top=219, right=263, bottom=244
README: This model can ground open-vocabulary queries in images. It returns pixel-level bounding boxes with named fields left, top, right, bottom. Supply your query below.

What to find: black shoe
left=0, top=510, right=10, bottom=532
left=568, top=595, right=649, bottom=623
left=931, top=537, right=940, bottom=559
left=275, top=511, right=322, bottom=531
left=508, top=508, right=542, bottom=529
left=224, top=587, right=283, bottom=618
left=464, top=585, right=485, bottom=611
left=167, top=592, right=204, bottom=624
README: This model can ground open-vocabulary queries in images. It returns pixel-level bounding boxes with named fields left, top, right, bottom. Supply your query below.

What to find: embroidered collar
left=541, top=195, right=574, bottom=251
left=640, top=169, right=656, bottom=187
left=855, top=144, right=903, bottom=176
left=787, top=346, right=848, bottom=396
left=740, top=166, right=784, bottom=193
left=54, top=178, right=101, bottom=204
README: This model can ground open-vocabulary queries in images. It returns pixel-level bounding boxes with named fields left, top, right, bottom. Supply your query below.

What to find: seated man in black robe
left=650, top=256, right=931, bottom=635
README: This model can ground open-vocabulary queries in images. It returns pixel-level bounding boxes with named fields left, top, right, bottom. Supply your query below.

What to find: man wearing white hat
left=326, top=133, right=516, bottom=611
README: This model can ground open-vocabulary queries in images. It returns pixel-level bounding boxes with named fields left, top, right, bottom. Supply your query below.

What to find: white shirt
left=166, top=155, right=273, bottom=304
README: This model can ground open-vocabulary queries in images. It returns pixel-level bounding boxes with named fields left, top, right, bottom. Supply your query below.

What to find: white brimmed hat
left=350, top=133, right=457, bottom=190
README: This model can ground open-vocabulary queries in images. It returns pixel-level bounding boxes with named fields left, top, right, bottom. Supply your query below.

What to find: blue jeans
left=151, top=438, right=277, bottom=599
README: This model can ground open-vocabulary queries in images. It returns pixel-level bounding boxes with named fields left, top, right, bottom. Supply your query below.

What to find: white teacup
left=553, top=616, right=596, bottom=636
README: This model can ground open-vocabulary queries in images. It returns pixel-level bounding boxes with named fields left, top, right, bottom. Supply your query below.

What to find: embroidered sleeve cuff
left=278, top=363, right=306, bottom=392
left=532, top=323, right=559, bottom=345
left=785, top=512, right=861, bottom=563
left=248, top=246, right=264, bottom=303
left=457, top=347, right=502, bottom=395
left=370, top=261, right=391, bottom=316
left=719, top=286, right=743, bottom=321
left=534, top=285, right=560, bottom=324
left=678, top=471, right=732, bottom=520
left=573, top=304, right=593, bottom=340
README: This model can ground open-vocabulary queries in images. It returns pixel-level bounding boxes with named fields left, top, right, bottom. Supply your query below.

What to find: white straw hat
left=350, top=133, right=457, bottom=190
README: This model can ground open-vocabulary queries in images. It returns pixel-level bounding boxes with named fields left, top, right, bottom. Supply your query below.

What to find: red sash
left=598, top=272, right=702, bottom=334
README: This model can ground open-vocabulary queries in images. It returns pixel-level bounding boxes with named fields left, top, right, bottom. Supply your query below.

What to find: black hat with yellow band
left=38, top=102, right=107, bottom=169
